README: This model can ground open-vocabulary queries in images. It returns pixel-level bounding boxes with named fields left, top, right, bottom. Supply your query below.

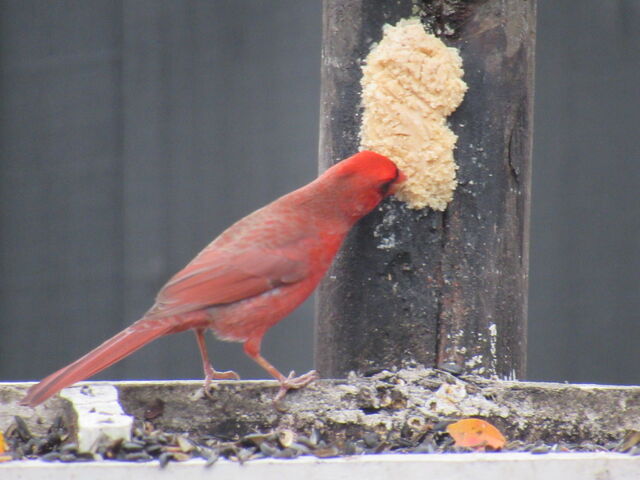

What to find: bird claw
left=202, top=369, right=240, bottom=399
left=273, top=370, right=319, bottom=404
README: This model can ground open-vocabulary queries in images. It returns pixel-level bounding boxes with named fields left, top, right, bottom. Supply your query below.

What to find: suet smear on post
left=360, top=18, right=467, bottom=211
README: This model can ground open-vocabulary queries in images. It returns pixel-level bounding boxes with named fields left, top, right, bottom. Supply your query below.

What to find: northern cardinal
left=21, top=151, right=403, bottom=407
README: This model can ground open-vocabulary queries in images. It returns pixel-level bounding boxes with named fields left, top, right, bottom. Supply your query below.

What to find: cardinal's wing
left=145, top=244, right=310, bottom=319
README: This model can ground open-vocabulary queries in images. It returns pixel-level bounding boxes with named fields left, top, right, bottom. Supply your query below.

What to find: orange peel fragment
left=446, top=418, right=506, bottom=451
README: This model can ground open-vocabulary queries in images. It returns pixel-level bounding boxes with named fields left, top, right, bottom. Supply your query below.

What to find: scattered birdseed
left=3, top=372, right=638, bottom=466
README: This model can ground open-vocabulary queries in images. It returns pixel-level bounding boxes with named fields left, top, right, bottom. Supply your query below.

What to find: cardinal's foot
left=202, top=369, right=241, bottom=399
left=209, top=369, right=241, bottom=381
left=273, top=370, right=318, bottom=403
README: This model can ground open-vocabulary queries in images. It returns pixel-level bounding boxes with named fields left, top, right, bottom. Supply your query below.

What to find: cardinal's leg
left=243, top=335, right=318, bottom=403
left=194, top=328, right=239, bottom=398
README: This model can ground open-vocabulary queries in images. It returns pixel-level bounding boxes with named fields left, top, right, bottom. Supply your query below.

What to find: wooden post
left=316, top=0, right=536, bottom=379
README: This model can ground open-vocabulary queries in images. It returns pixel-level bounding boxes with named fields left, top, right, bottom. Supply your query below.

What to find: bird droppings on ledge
left=2, top=366, right=640, bottom=465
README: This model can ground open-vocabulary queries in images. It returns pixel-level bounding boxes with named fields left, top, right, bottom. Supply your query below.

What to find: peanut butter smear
left=360, top=18, right=467, bottom=210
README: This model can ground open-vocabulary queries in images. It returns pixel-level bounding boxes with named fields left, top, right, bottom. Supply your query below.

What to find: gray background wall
left=1, top=1, right=638, bottom=385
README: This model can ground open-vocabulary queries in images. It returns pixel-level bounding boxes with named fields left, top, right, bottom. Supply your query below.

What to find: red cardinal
left=21, top=151, right=403, bottom=407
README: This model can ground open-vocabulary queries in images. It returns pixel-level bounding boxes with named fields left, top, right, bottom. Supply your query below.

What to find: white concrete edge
left=1, top=453, right=638, bottom=480
left=4, top=377, right=639, bottom=390
left=494, top=380, right=640, bottom=391
left=2, top=379, right=271, bottom=389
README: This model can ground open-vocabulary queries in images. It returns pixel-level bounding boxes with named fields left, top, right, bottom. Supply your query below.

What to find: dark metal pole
left=316, top=0, right=536, bottom=379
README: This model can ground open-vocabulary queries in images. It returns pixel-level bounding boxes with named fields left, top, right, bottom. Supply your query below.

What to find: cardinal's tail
left=20, top=315, right=202, bottom=407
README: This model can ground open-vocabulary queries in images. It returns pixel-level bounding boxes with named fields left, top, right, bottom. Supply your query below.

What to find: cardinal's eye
left=379, top=179, right=393, bottom=195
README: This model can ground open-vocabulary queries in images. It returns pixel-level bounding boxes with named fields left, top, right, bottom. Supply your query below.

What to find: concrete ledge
left=1, top=453, right=639, bottom=480
left=3, top=368, right=640, bottom=453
